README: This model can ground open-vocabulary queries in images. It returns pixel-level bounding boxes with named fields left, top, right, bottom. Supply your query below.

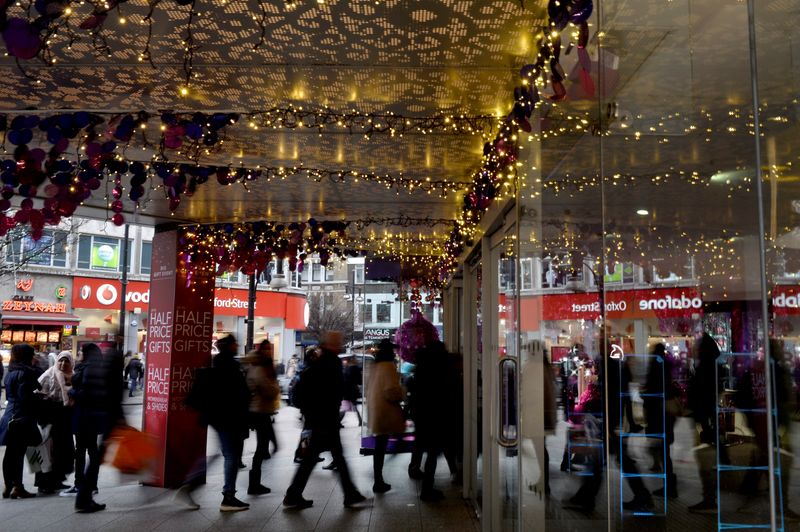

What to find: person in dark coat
left=687, top=332, right=722, bottom=513
left=283, top=331, right=365, bottom=509
left=69, top=343, right=122, bottom=513
left=0, top=343, right=41, bottom=499
left=124, top=355, right=143, bottom=398
left=644, top=343, right=678, bottom=498
left=204, top=334, right=252, bottom=512
left=411, top=340, right=450, bottom=501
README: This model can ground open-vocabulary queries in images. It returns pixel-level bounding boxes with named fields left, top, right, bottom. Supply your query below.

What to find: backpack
left=288, top=368, right=308, bottom=411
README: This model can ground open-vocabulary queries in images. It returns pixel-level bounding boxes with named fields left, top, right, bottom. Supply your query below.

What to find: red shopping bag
left=106, top=425, right=157, bottom=474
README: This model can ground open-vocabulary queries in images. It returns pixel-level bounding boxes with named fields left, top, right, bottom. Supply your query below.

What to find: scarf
left=38, top=351, right=74, bottom=405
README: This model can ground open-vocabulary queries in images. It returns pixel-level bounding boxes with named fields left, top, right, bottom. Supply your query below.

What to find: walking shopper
left=69, top=343, right=122, bottom=513
left=411, top=340, right=450, bottom=501
left=284, top=331, right=365, bottom=509
left=124, top=355, right=144, bottom=398
left=688, top=333, right=722, bottom=513
left=183, top=334, right=252, bottom=512
left=366, top=339, right=405, bottom=493
left=245, top=339, right=280, bottom=495
left=0, top=343, right=41, bottom=499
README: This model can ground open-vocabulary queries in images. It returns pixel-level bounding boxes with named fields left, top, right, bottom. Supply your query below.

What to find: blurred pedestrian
left=69, top=343, right=123, bottom=513
left=0, top=343, right=41, bottom=499
left=687, top=333, right=722, bottom=513
left=366, top=339, right=405, bottom=493
left=340, top=356, right=363, bottom=426
left=124, top=355, right=143, bottom=398
left=245, top=339, right=280, bottom=495
left=644, top=343, right=678, bottom=499
left=411, top=340, right=450, bottom=501
left=284, top=331, right=365, bottom=509
left=35, top=351, right=75, bottom=494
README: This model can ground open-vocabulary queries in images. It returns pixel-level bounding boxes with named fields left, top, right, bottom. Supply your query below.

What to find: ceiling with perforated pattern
left=1, top=0, right=547, bottom=228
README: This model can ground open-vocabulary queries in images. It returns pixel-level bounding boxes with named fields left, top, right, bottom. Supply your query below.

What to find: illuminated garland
left=245, top=107, right=500, bottom=137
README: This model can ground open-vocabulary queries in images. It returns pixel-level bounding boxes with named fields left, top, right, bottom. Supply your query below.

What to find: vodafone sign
left=523, top=287, right=705, bottom=322
left=71, top=277, right=307, bottom=329
left=73, top=278, right=150, bottom=309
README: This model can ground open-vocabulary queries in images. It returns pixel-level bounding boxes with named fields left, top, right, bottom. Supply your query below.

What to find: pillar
left=143, top=228, right=216, bottom=487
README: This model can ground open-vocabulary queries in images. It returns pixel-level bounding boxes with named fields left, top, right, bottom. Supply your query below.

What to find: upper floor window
left=5, top=229, right=68, bottom=268
left=325, top=266, right=335, bottom=282
left=140, top=241, right=152, bottom=275
left=353, top=264, right=364, bottom=284
left=311, top=263, right=322, bottom=282
left=77, top=235, right=131, bottom=272
left=376, top=302, right=392, bottom=323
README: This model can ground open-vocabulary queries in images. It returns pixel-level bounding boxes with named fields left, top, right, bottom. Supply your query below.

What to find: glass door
left=483, top=222, right=521, bottom=532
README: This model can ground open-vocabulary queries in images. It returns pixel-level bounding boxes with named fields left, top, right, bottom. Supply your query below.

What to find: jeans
left=286, top=427, right=357, bottom=498
left=217, top=430, right=244, bottom=495
left=129, top=378, right=137, bottom=397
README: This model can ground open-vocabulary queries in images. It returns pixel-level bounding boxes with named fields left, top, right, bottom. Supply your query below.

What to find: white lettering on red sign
left=638, top=294, right=702, bottom=311
left=773, top=292, right=800, bottom=309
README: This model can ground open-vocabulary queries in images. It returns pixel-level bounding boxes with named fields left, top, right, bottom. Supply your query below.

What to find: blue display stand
left=715, top=353, right=784, bottom=532
left=619, top=353, right=667, bottom=518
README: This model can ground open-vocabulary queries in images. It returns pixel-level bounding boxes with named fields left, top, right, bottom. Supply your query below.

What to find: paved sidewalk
left=0, top=403, right=477, bottom=532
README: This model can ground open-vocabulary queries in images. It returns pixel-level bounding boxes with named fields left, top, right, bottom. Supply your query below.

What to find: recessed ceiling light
left=636, top=209, right=649, bottom=216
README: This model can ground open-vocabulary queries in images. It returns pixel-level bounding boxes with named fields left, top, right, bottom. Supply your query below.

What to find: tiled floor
left=0, top=399, right=478, bottom=532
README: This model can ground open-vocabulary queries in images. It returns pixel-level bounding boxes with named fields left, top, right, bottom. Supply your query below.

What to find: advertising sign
left=72, top=277, right=307, bottom=328
left=519, top=287, right=704, bottom=330
left=364, top=328, right=397, bottom=341
left=143, top=230, right=213, bottom=488
left=771, top=285, right=800, bottom=315
left=91, top=241, right=119, bottom=270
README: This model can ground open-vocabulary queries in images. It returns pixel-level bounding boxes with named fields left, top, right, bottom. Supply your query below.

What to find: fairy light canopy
left=1, top=0, right=799, bottom=295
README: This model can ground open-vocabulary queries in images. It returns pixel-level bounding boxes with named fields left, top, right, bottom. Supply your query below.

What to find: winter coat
left=125, top=358, right=144, bottom=381
left=366, top=361, right=405, bottom=436
left=298, top=349, right=343, bottom=431
left=206, top=352, right=250, bottom=438
left=246, top=364, right=281, bottom=414
left=410, top=343, right=450, bottom=445
left=71, top=355, right=117, bottom=436
left=0, top=363, right=42, bottom=445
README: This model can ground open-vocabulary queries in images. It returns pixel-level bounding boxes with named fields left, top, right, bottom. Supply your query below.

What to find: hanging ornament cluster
left=180, top=218, right=354, bottom=279
left=394, top=309, right=440, bottom=363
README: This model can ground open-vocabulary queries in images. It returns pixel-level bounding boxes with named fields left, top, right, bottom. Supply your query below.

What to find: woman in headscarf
left=245, top=339, right=280, bottom=495
left=366, top=339, right=405, bottom=494
left=0, top=343, right=41, bottom=499
left=35, top=351, right=75, bottom=494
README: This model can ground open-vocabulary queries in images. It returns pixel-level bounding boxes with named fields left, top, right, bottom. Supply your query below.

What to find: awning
left=1, top=311, right=82, bottom=326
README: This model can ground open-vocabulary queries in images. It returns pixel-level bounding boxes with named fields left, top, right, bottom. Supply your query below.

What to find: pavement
left=0, top=395, right=478, bottom=532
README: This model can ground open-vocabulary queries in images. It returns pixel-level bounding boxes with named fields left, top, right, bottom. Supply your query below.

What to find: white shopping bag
left=26, top=425, right=52, bottom=474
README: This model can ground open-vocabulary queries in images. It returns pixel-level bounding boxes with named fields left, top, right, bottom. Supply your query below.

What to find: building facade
left=1, top=218, right=307, bottom=366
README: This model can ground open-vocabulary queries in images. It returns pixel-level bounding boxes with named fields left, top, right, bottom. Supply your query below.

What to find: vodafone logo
left=97, top=284, right=118, bottom=305
left=638, top=294, right=702, bottom=311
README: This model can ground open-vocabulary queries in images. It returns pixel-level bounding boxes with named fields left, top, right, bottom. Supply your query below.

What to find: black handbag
left=8, top=416, right=43, bottom=447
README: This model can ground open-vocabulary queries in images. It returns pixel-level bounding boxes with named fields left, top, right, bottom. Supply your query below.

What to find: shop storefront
left=445, top=1, right=799, bottom=530
left=70, top=277, right=307, bottom=364
left=0, top=276, right=79, bottom=363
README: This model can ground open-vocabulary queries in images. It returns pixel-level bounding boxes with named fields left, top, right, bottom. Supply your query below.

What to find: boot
left=2, top=485, right=12, bottom=499
left=220, top=493, right=249, bottom=512
left=247, top=468, right=271, bottom=495
left=9, top=486, right=36, bottom=499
